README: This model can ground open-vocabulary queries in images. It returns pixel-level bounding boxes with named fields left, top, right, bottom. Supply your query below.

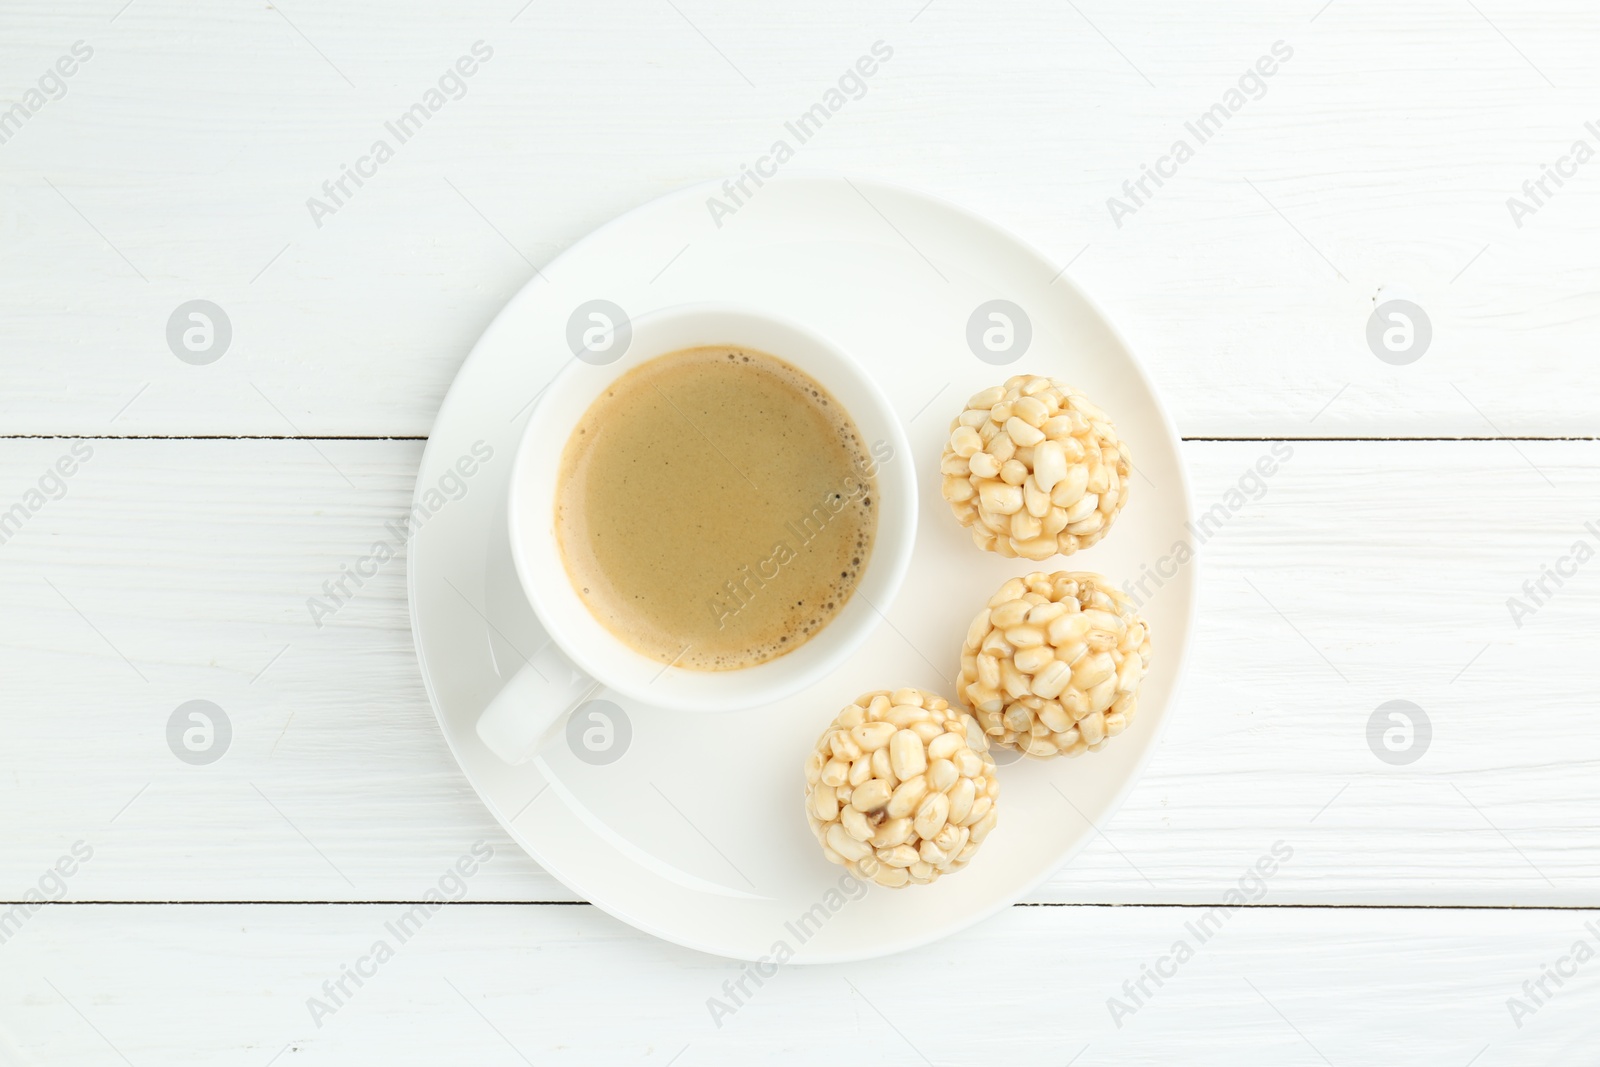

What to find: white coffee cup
left=475, top=304, right=918, bottom=764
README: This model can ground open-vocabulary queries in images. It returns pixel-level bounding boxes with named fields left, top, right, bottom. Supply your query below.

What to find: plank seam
left=10, top=901, right=1598, bottom=911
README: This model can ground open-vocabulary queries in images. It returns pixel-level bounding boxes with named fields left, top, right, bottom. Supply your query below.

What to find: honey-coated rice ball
left=803, top=688, right=999, bottom=888
left=941, top=375, right=1131, bottom=559
left=957, top=572, right=1151, bottom=758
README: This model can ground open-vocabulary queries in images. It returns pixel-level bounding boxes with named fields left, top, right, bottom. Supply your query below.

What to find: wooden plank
left=1, top=1, right=1596, bottom=436
left=2, top=438, right=1595, bottom=905
left=2, top=903, right=1596, bottom=1064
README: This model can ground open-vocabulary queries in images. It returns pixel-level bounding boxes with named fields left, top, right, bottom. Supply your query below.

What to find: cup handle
left=475, top=643, right=603, bottom=765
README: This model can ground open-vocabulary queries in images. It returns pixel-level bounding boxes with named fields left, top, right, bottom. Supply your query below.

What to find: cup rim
left=506, top=302, right=918, bottom=712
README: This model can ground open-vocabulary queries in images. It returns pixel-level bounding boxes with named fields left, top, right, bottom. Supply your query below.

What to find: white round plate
left=408, top=174, right=1195, bottom=963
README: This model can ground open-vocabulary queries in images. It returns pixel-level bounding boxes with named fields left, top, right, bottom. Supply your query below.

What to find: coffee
left=554, top=346, right=883, bottom=670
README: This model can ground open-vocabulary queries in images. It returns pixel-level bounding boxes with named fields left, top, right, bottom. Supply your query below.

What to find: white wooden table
left=4, top=1, right=1598, bottom=1062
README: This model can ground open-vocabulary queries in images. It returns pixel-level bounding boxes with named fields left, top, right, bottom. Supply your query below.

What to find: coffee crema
left=554, top=346, right=883, bottom=671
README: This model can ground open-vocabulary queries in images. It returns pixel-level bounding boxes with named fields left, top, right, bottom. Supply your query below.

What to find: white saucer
left=408, top=174, right=1195, bottom=963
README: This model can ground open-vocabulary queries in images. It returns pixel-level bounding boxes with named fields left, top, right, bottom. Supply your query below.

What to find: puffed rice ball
left=940, top=375, right=1131, bottom=560
left=803, top=688, right=1000, bottom=888
left=957, top=572, right=1151, bottom=758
